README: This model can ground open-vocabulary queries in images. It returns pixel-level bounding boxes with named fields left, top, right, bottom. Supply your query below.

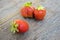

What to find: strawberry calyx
left=24, top=2, right=32, bottom=7
left=10, top=21, right=19, bottom=33
left=37, top=6, right=44, bottom=10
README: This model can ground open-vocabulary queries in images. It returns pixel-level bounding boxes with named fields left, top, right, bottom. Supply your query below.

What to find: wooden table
left=0, top=0, right=60, bottom=40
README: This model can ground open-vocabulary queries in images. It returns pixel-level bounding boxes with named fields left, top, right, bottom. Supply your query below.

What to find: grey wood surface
left=0, top=0, right=60, bottom=40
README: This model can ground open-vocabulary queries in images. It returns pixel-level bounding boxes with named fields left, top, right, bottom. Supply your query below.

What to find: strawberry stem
left=37, top=6, right=44, bottom=10
left=24, top=2, right=32, bottom=7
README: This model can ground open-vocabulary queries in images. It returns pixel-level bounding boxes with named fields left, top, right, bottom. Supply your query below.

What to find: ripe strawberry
left=21, top=2, right=34, bottom=18
left=11, top=20, right=29, bottom=33
left=34, top=6, right=46, bottom=20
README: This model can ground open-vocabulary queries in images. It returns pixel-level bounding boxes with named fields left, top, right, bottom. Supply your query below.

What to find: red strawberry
left=11, top=20, right=29, bottom=33
left=21, top=2, right=34, bottom=18
left=34, top=6, right=46, bottom=20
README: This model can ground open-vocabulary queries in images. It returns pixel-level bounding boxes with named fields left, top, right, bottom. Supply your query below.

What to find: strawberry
left=34, top=6, right=46, bottom=20
left=11, top=20, right=29, bottom=33
left=21, top=2, right=34, bottom=18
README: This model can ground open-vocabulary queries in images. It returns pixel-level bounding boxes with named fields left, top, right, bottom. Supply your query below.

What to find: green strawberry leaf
left=10, top=21, right=18, bottom=33
left=37, top=6, right=44, bottom=10
left=15, top=24, right=18, bottom=28
left=11, top=26, right=15, bottom=32
left=16, top=28, right=19, bottom=32
left=24, top=2, right=32, bottom=7
left=13, top=30, right=16, bottom=33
